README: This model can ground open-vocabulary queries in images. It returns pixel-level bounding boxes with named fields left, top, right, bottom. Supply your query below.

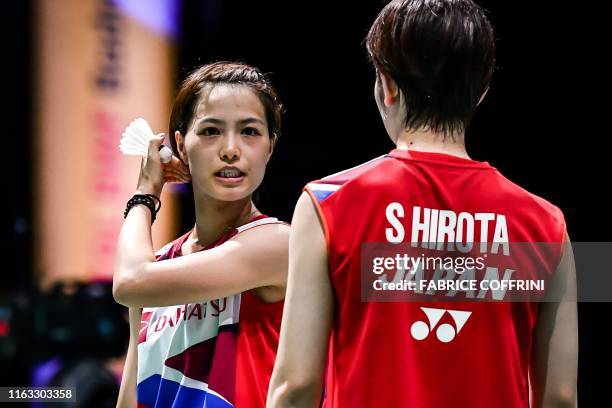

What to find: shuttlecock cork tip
left=159, top=146, right=173, bottom=163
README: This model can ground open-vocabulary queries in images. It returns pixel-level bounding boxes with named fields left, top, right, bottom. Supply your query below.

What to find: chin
left=210, top=186, right=253, bottom=203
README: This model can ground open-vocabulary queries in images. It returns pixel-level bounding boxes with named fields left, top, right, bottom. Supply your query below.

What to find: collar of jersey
left=389, top=148, right=493, bottom=170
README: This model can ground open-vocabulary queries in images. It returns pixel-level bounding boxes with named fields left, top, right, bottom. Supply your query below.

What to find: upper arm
left=530, top=232, right=578, bottom=408
left=267, top=192, right=333, bottom=406
left=114, top=224, right=289, bottom=307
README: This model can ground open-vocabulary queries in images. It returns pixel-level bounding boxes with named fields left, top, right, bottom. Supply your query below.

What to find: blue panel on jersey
left=312, top=189, right=334, bottom=203
left=138, top=374, right=232, bottom=408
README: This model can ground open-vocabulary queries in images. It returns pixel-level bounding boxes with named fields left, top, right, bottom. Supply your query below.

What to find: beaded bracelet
left=123, top=194, right=161, bottom=223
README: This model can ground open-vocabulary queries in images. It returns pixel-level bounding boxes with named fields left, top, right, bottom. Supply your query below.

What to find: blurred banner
left=34, top=0, right=180, bottom=287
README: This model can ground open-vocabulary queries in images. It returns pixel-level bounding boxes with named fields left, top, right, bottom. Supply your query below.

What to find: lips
left=215, top=167, right=245, bottom=178
left=214, top=166, right=246, bottom=182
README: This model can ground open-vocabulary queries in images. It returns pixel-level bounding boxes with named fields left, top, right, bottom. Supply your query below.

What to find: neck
left=189, top=191, right=260, bottom=249
left=394, top=127, right=470, bottom=159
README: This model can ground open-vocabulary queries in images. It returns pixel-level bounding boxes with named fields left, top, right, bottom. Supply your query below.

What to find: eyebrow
left=237, top=118, right=266, bottom=126
left=196, top=117, right=266, bottom=127
left=197, top=117, right=224, bottom=126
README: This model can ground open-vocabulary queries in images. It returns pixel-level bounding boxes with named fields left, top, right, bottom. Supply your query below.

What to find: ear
left=174, top=130, right=188, bottom=164
left=477, top=86, right=490, bottom=106
left=266, top=136, right=277, bottom=163
left=379, top=72, right=399, bottom=107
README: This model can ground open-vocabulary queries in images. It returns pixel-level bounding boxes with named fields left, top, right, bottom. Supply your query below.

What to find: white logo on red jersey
left=410, top=307, right=471, bottom=343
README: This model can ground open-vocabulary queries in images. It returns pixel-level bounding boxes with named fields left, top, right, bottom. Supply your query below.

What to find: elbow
left=113, top=270, right=141, bottom=307
left=267, top=375, right=321, bottom=407
left=544, top=386, right=576, bottom=408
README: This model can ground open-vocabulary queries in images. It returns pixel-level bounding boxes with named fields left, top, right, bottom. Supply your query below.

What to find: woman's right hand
left=162, top=154, right=191, bottom=185
left=136, top=135, right=191, bottom=196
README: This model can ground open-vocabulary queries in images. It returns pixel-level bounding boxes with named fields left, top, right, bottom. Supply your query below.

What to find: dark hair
left=366, top=0, right=496, bottom=136
left=168, top=61, right=283, bottom=160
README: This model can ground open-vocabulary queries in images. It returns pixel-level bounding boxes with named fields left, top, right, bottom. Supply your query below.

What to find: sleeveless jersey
left=305, top=149, right=566, bottom=408
left=137, top=215, right=286, bottom=408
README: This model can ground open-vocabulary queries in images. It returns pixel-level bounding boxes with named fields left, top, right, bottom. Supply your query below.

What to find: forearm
left=116, top=308, right=141, bottom=408
left=113, top=203, right=156, bottom=305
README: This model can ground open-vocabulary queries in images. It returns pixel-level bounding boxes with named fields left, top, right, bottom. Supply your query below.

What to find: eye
left=242, top=127, right=261, bottom=136
left=200, top=127, right=220, bottom=136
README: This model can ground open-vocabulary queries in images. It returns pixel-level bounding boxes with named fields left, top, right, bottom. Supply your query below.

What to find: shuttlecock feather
left=119, top=118, right=173, bottom=163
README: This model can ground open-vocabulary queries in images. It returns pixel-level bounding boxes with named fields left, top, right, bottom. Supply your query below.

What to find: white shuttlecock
left=119, top=118, right=173, bottom=163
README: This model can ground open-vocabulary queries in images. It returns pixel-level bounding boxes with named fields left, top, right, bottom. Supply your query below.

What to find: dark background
left=4, top=0, right=609, bottom=405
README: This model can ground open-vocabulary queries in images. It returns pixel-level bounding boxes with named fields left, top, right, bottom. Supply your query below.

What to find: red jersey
left=137, top=215, right=285, bottom=408
left=305, top=149, right=566, bottom=408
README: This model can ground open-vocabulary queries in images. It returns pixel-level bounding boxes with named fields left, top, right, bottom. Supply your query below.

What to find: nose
left=220, top=133, right=240, bottom=163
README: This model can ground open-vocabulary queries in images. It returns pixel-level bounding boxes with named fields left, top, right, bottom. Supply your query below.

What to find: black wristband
left=124, top=194, right=162, bottom=223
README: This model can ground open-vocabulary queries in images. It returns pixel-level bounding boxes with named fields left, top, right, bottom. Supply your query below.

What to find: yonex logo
left=410, top=307, right=472, bottom=343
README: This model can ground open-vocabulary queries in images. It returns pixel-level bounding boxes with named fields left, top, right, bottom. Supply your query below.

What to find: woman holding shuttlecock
left=113, top=61, right=289, bottom=408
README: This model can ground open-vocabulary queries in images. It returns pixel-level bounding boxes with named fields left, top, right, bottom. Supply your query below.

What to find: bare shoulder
left=232, top=221, right=290, bottom=246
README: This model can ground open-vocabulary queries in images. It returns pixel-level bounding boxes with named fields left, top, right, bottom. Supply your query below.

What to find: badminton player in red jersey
left=113, top=62, right=289, bottom=408
left=268, top=1, right=577, bottom=407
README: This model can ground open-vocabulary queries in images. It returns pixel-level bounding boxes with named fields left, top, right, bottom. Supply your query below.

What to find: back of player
left=267, top=1, right=576, bottom=407
left=305, top=149, right=565, bottom=407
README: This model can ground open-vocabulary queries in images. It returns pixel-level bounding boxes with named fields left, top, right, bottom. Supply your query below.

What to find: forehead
left=193, top=84, right=265, bottom=121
